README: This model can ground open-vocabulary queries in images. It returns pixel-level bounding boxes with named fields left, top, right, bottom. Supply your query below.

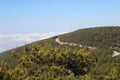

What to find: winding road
left=55, top=37, right=96, bottom=49
left=55, top=37, right=120, bottom=57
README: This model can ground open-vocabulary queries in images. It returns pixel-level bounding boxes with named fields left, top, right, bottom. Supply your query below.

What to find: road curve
left=55, top=37, right=96, bottom=49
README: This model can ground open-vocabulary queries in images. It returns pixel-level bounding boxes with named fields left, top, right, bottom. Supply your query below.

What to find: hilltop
left=59, top=27, right=120, bottom=49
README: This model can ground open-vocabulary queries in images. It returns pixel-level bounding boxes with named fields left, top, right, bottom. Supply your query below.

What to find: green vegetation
left=0, top=37, right=59, bottom=66
left=0, top=44, right=120, bottom=80
left=0, top=44, right=94, bottom=79
left=59, top=27, right=120, bottom=48
left=0, top=27, right=120, bottom=79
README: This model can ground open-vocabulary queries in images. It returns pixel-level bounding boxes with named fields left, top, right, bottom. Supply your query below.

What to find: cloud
left=0, top=32, right=64, bottom=52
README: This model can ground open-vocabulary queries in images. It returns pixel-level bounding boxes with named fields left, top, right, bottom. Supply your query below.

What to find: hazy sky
left=0, top=0, right=120, bottom=34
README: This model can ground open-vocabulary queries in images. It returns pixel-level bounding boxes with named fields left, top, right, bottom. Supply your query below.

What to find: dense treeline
left=0, top=44, right=120, bottom=80
left=59, top=27, right=120, bottom=48
left=0, top=37, right=59, bottom=66
left=0, top=44, right=95, bottom=79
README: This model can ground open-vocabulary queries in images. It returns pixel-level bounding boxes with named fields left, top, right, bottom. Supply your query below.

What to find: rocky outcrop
left=112, top=51, right=120, bottom=57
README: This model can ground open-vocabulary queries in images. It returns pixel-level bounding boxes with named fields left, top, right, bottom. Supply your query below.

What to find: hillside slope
left=1, top=27, right=120, bottom=60
left=59, top=27, right=120, bottom=49
left=0, top=26, right=120, bottom=79
left=0, top=26, right=120, bottom=67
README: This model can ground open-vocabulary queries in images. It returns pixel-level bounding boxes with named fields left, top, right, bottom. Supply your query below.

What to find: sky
left=0, top=0, right=120, bottom=34
left=0, top=0, right=120, bottom=52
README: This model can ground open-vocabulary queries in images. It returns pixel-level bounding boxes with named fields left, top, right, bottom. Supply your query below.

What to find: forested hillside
left=0, top=44, right=120, bottom=80
left=59, top=27, right=120, bottom=48
left=0, top=27, right=120, bottom=79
